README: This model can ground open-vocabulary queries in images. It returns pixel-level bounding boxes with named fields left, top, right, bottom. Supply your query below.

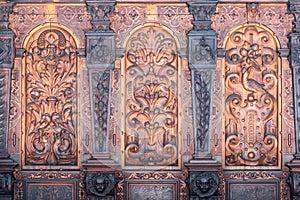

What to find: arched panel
left=123, top=26, right=181, bottom=169
left=224, top=24, right=281, bottom=168
left=23, top=27, right=78, bottom=167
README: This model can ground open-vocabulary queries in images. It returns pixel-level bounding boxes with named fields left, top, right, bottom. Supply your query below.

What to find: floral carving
left=192, top=37, right=215, bottom=65
left=110, top=6, right=146, bottom=48
left=211, top=5, right=246, bottom=48
left=124, top=27, right=179, bottom=168
left=25, top=29, right=78, bottom=165
left=87, top=3, right=115, bottom=31
left=224, top=25, right=279, bottom=167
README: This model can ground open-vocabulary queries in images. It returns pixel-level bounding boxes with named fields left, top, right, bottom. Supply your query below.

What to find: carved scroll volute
left=24, top=27, right=78, bottom=166
left=224, top=25, right=280, bottom=168
left=123, top=26, right=180, bottom=169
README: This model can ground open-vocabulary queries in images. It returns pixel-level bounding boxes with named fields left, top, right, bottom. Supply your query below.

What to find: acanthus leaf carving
left=124, top=27, right=179, bottom=168
left=224, top=25, right=279, bottom=167
left=25, top=29, right=78, bottom=166
left=188, top=3, right=216, bottom=31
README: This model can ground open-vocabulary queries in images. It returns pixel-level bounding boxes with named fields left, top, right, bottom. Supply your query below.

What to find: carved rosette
left=24, top=29, right=78, bottom=165
left=224, top=25, right=279, bottom=167
left=86, top=173, right=115, bottom=197
left=124, top=26, right=179, bottom=168
left=110, top=6, right=147, bottom=48
left=9, top=4, right=91, bottom=48
left=212, top=4, right=293, bottom=48
left=190, top=172, right=219, bottom=198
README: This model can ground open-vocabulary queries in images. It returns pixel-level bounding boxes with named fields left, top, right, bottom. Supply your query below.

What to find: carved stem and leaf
left=124, top=27, right=179, bottom=167
left=224, top=25, right=279, bottom=167
left=25, top=29, right=78, bottom=165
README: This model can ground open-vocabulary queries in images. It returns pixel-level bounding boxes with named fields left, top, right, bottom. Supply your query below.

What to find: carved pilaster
left=0, top=2, right=18, bottom=199
left=188, top=0, right=218, bottom=163
left=85, top=1, right=116, bottom=165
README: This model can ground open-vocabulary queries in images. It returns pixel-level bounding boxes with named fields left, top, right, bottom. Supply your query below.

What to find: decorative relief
left=212, top=4, right=293, bottom=48
left=258, top=6, right=293, bottom=48
left=224, top=25, right=279, bottom=167
left=87, top=37, right=114, bottom=65
left=25, top=29, right=78, bottom=165
left=27, top=184, right=75, bottom=200
left=0, top=70, right=9, bottom=154
left=0, top=38, right=12, bottom=65
left=291, top=35, right=300, bottom=67
left=9, top=5, right=91, bottom=48
left=87, top=3, right=115, bottom=32
left=116, top=171, right=188, bottom=200
left=124, top=27, right=179, bottom=168
left=9, top=6, right=48, bottom=46
left=211, top=5, right=246, bottom=48
left=194, top=71, right=212, bottom=153
left=0, top=4, right=13, bottom=29
left=190, top=172, right=219, bottom=198
left=110, top=6, right=147, bottom=48
left=56, top=6, right=92, bottom=44
left=86, top=173, right=115, bottom=197
left=191, top=37, right=215, bottom=66
left=157, top=6, right=193, bottom=35
left=91, top=70, right=111, bottom=153
left=188, top=3, right=216, bottom=30
left=0, top=173, right=13, bottom=194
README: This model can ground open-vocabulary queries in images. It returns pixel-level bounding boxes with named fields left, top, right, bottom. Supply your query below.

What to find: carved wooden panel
left=124, top=26, right=180, bottom=168
left=24, top=28, right=78, bottom=166
left=224, top=24, right=280, bottom=167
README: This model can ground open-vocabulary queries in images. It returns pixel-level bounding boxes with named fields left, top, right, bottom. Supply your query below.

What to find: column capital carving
left=86, top=1, right=115, bottom=32
left=187, top=1, right=217, bottom=31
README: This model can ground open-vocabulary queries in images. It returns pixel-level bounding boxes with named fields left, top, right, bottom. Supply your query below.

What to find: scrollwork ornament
left=0, top=38, right=12, bottom=65
left=190, top=172, right=219, bottom=198
left=86, top=173, right=115, bottom=197
left=224, top=25, right=279, bottom=167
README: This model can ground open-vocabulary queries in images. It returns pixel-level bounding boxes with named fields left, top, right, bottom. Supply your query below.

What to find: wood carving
left=124, top=26, right=179, bottom=168
left=224, top=25, right=279, bottom=167
left=24, top=29, right=78, bottom=165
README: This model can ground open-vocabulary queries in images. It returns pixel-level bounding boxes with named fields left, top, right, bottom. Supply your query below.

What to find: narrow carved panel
left=224, top=25, right=279, bottom=167
left=24, top=29, right=78, bottom=165
left=124, top=26, right=179, bottom=168
left=194, top=71, right=212, bottom=153
left=27, top=183, right=75, bottom=199
left=91, top=70, right=111, bottom=153
left=0, top=70, right=9, bottom=154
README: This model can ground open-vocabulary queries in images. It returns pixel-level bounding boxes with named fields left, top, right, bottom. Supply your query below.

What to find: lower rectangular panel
left=26, top=181, right=77, bottom=200
left=127, top=181, right=178, bottom=200
left=226, top=180, right=279, bottom=200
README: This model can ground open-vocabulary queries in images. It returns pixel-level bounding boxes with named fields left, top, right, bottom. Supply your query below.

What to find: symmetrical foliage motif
left=194, top=71, right=212, bottom=152
left=91, top=70, right=111, bottom=153
left=25, top=29, right=78, bottom=165
left=224, top=25, right=279, bottom=167
left=124, top=26, right=179, bottom=168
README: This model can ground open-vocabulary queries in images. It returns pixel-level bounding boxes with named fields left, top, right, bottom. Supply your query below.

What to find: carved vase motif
left=224, top=25, right=279, bottom=167
left=124, top=26, right=179, bottom=167
left=25, top=29, right=78, bottom=165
